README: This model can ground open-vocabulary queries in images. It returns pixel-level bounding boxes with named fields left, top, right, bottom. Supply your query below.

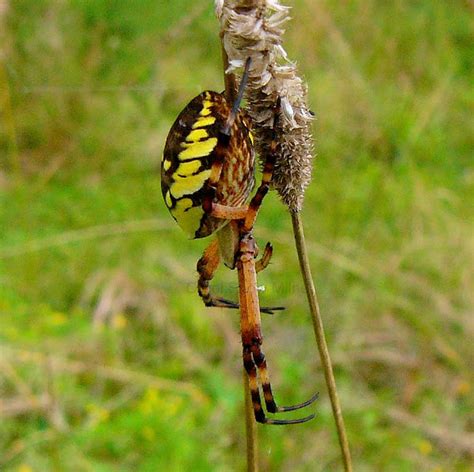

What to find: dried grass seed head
left=216, top=0, right=315, bottom=212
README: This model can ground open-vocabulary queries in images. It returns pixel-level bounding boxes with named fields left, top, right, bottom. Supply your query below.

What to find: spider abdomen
left=161, top=91, right=255, bottom=238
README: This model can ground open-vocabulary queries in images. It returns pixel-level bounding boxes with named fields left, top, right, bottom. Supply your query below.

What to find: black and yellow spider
left=161, top=59, right=317, bottom=424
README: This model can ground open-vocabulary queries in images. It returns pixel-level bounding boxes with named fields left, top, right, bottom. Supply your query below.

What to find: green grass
left=1, top=0, right=473, bottom=470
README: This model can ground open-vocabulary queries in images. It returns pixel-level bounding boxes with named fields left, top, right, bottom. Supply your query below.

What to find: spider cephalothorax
left=161, top=59, right=317, bottom=424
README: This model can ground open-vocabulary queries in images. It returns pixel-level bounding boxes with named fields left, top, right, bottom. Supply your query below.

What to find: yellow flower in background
left=139, top=387, right=159, bottom=414
left=418, top=439, right=433, bottom=456
left=138, top=388, right=183, bottom=417
left=17, top=465, right=33, bottom=472
left=112, top=313, right=128, bottom=330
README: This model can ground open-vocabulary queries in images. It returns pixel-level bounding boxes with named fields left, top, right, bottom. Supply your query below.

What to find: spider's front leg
left=238, top=232, right=318, bottom=425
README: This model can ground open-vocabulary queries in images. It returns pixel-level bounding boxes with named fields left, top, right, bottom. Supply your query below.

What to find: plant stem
left=243, top=369, right=259, bottom=471
left=0, top=61, right=20, bottom=178
left=291, top=211, right=353, bottom=472
left=221, top=43, right=237, bottom=103
left=220, top=41, right=259, bottom=472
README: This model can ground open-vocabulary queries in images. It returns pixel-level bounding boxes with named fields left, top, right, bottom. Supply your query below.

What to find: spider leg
left=255, top=242, right=272, bottom=273
left=251, top=340, right=319, bottom=414
left=242, top=127, right=277, bottom=234
left=197, top=226, right=282, bottom=314
left=238, top=232, right=317, bottom=425
left=241, top=158, right=271, bottom=234
left=197, top=237, right=279, bottom=313
left=209, top=202, right=248, bottom=220
left=255, top=242, right=285, bottom=314
left=197, top=238, right=239, bottom=310
left=243, top=344, right=266, bottom=423
left=259, top=305, right=284, bottom=315
left=243, top=344, right=315, bottom=425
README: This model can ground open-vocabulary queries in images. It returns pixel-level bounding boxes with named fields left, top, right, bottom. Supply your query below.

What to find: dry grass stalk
left=243, top=369, right=258, bottom=471
left=291, top=213, right=352, bottom=472
left=218, top=21, right=259, bottom=472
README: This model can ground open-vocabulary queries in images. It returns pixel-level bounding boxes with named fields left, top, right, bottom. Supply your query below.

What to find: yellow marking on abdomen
left=165, top=190, right=173, bottom=208
left=200, top=100, right=213, bottom=116
left=192, top=116, right=216, bottom=129
left=186, top=128, right=208, bottom=142
left=173, top=197, right=193, bottom=211
left=170, top=169, right=212, bottom=199
left=175, top=160, right=201, bottom=177
left=171, top=198, right=203, bottom=237
left=178, top=137, right=217, bottom=160
left=249, top=132, right=254, bottom=145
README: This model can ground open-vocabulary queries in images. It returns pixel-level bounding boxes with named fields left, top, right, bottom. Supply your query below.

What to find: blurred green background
left=1, top=0, right=473, bottom=470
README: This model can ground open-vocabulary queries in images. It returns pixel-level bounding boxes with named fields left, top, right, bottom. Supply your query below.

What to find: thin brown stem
left=221, top=42, right=237, bottom=103
left=243, top=369, right=259, bottom=471
left=291, top=211, right=353, bottom=472
left=220, top=33, right=258, bottom=470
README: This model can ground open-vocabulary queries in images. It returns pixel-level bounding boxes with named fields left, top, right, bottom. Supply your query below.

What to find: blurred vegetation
left=1, top=0, right=473, bottom=470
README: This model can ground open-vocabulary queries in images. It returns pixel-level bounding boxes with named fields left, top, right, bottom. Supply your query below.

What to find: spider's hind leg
left=250, top=340, right=319, bottom=417
left=242, top=337, right=317, bottom=425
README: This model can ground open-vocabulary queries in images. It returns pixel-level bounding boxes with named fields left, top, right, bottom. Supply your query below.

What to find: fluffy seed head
left=216, top=0, right=315, bottom=212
